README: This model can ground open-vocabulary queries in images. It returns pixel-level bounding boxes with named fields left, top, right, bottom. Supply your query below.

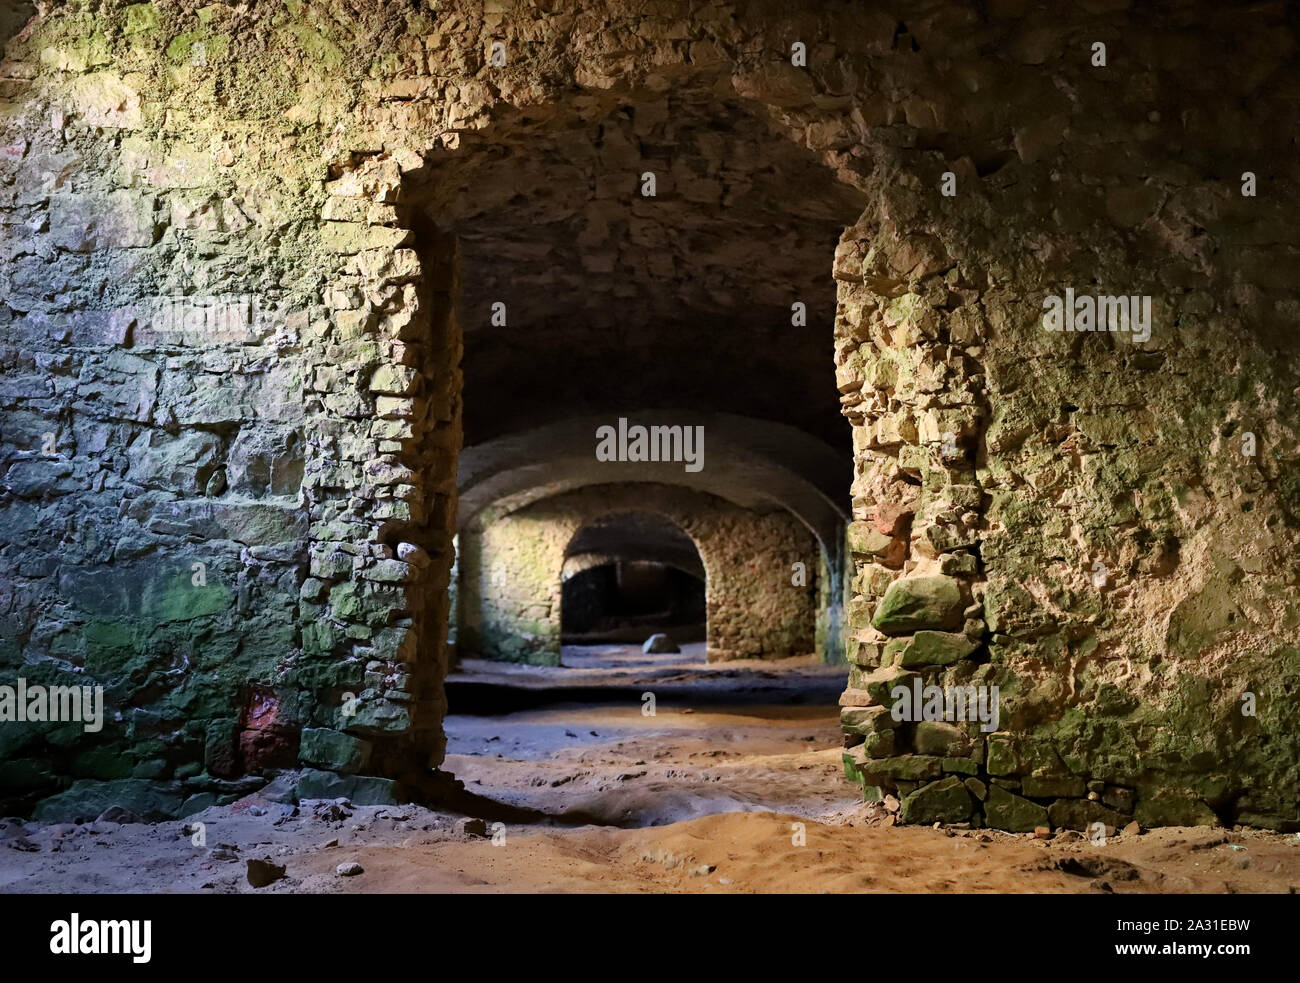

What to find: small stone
left=1122, top=821, right=1141, bottom=836
left=336, top=861, right=364, bottom=876
left=311, top=801, right=352, bottom=822
left=458, top=817, right=488, bottom=837
left=642, top=633, right=680, bottom=654
left=246, top=858, right=286, bottom=888
left=690, top=864, right=716, bottom=877
left=1034, top=826, right=1052, bottom=839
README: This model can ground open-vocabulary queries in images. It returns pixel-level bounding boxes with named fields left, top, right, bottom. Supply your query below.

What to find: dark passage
left=562, top=560, right=705, bottom=642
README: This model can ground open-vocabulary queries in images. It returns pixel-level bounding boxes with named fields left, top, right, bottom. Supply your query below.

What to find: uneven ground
left=3, top=647, right=1299, bottom=894
left=442, top=643, right=853, bottom=827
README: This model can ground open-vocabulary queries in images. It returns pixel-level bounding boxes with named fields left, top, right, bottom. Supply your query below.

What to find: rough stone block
left=857, top=754, right=943, bottom=782
left=296, top=769, right=399, bottom=806
left=896, top=630, right=978, bottom=667
left=1133, top=789, right=1220, bottom=828
left=985, top=785, right=1048, bottom=832
left=1021, top=775, right=1087, bottom=798
left=839, top=705, right=896, bottom=735
left=914, top=720, right=972, bottom=757
left=32, top=779, right=184, bottom=823
left=1046, top=799, right=1128, bottom=832
left=871, top=575, right=965, bottom=634
left=901, top=776, right=972, bottom=825
left=299, top=728, right=372, bottom=775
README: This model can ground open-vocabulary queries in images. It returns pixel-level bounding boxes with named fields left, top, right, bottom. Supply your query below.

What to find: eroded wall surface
left=829, top=29, right=1300, bottom=831
left=458, top=484, right=817, bottom=664
left=0, top=1, right=1295, bottom=826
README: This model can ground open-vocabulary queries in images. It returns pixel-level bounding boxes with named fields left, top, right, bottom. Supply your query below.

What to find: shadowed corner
left=0, top=3, right=36, bottom=48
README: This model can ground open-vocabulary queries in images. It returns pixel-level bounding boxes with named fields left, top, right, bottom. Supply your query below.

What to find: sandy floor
left=4, top=645, right=1299, bottom=894
left=5, top=799, right=1299, bottom=894
left=443, top=643, right=853, bottom=826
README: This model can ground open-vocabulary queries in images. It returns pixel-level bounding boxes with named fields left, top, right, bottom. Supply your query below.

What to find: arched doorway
left=383, top=63, right=869, bottom=799
left=441, top=483, right=848, bottom=826
left=561, top=511, right=707, bottom=655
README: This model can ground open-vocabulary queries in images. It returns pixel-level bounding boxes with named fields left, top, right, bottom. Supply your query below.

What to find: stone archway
left=340, top=11, right=1300, bottom=825
left=2, top=1, right=1297, bottom=831
left=457, top=484, right=818, bottom=666
left=379, top=66, right=873, bottom=787
left=560, top=511, right=707, bottom=646
left=455, top=411, right=853, bottom=662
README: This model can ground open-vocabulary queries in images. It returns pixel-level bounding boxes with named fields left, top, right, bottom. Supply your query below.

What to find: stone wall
left=458, top=484, right=818, bottom=664
left=829, top=21, right=1300, bottom=830
left=0, top=0, right=1295, bottom=827
left=0, top=1, right=463, bottom=815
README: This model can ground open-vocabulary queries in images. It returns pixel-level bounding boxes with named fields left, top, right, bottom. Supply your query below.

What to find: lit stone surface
left=0, top=1, right=1294, bottom=832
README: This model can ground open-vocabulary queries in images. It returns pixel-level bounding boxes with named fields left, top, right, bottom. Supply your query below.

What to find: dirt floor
left=442, top=643, right=854, bottom=827
left=3, top=645, right=1299, bottom=894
